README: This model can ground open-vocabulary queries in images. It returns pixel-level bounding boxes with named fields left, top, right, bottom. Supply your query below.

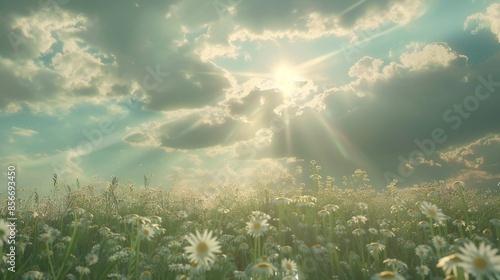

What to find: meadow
left=1, top=162, right=500, bottom=280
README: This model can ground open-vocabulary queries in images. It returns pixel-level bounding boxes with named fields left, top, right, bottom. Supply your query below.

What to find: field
left=1, top=166, right=500, bottom=280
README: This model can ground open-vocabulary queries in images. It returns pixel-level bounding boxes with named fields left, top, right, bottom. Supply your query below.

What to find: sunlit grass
left=1, top=162, right=499, bottom=279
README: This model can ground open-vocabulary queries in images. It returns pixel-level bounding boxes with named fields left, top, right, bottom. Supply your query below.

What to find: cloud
left=264, top=42, right=500, bottom=186
left=439, top=134, right=500, bottom=169
left=12, top=126, right=38, bottom=137
left=465, top=3, right=500, bottom=43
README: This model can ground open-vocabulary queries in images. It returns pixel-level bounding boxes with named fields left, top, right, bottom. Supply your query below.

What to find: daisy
left=457, top=242, right=500, bottom=279
left=437, top=253, right=462, bottom=276
left=383, top=258, right=408, bottom=271
left=379, top=229, right=395, bottom=238
left=352, top=228, right=366, bottom=236
left=311, top=244, right=327, bottom=254
left=184, top=229, right=221, bottom=267
left=86, top=253, right=99, bottom=266
left=415, top=244, right=431, bottom=259
left=139, top=225, right=155, bottom=241
left=139, top=271, right=152, bottom=280
left=420, top=201, right=446, bottom=222
left=281, top=258, right=298, bottom=275
left=21, top=271, right=44, bottom=280
left=246, top=216, right=269, bottom=238
left=274, top=197, right=290, bottom=205
left=317, top=209, right=330, bottom=217
left=366, top=242, right=386, bottom=255
left=432, top=235, right=447, bottom=250
left=323, top=204, right=340, bottom=212
left=350, top=215, right=368, bottom=225
left=233, top=270, right=248, bottom=280
left=370, top=271, right=405, bottom=280
left=76, top=266, right=90, bottom=275
left=280, top=245, right=293, bottom=255
left=250, top=262, right=277, bottom=278
left=416, top=265, right=430, bottom=276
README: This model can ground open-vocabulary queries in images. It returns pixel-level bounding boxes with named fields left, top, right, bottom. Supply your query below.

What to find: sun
left=274, top=64, right=301, bottom=94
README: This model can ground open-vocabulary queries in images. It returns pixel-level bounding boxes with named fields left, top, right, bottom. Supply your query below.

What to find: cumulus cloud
left=465, top=3, right=500, bottom=42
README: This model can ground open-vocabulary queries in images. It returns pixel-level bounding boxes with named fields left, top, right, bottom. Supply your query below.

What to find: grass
left=1, top=165, right=500, bottom=279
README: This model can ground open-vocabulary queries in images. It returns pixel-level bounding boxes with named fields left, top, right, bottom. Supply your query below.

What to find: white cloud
left=12, top=126, right=38, bottom=137
left=465, top=3, right=500, bottom=42
left=439, top=134, right=500, bottom=169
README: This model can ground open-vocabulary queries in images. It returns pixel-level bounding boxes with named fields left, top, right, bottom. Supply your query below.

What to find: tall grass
left=1, top=166, right=499, bottom=279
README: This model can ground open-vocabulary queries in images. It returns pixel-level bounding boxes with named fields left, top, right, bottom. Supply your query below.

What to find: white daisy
left=366, top=242, right=386, bottom=255
left=184, top=229, right=221, bottom=267
left=246, top=216, right=269, bottom=238
left=85, top=253, right=99, bottom=266
left=370, top=271, right=405, bottom=280
left=420, top=201, right=446, bottom=222
left=139, top=225, right=155, bottom=241
left=432, top=235, right=447, bottom=250
left=416, top=265, right=430, bottom=276
left=281, top=258, right=297, bottom=275
left=457, top=242, right=500, bottom=279
left=76, top=266, right=90, bottom=275
left=250, top=262, right=277, bottom=278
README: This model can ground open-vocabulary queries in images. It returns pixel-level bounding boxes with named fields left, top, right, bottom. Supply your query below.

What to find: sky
left=1, top=0, right=499, bottom=194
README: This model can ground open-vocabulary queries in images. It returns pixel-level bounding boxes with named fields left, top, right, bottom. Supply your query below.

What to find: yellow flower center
left=197, top=242, right=209, bottom=254
left=253, top=223, right=261, bottom=230
left=380, top=271, right=395, bottom=278
left=143, top=229, right=150, bottom=236
left=285, top=263, right=293, bottom=270
left=427, top=209, right=436, bottom=217
left=257, top=262, right=270, bottom=268
left=474, top=256, right=488, bottom=269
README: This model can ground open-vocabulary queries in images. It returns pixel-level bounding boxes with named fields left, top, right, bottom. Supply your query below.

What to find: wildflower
left=76, top=266, right=90, bottom=275
left=280, top=245, right=293, bottom=255
left=324, top=204, right=339, bottom=212
left=318, top=209, right=329, bottom=217
left=139, top=225, right=155, bottom=241
left=38, top=233, right=52, bottom=243
left=239, top=242, right=249, bottom=251
left=246, top=216, right=269, bottom=238
left=453, top=220, right=466, bottom=227
left=383, top=258, right=408, bottom=271
left=432, top=235, right=447, bottom=250
left=169, top=263, right=185, bottom=273
left=357, top=202, right=368, bottom=210
left=148, top=215, right=163, bottom=224
left=184, top=229, right=221, bottom=267
left=352, top=228, right=366, bottom=236
left=311, top=244, right=327, bottom=254
left=416, top=265, right=430, bottom=276
left=437, top=254, right=462, bottom=276
left=368, top=228, right=378, bottom=235
left=366, top=242, right=386, bottom=255
left=371, top=271, right=405, bottom=280
left=415, top=244, right=431, bottom=259
left=86, top=253, right=99, bottom=266
left=21, top=271, right=44, bottom=280
left=250, top=262, right=277, bottom=278
left=405, top=240, right=416, bottom=249
left=380, top=229, right=395, bottom=238
left=282, top=258, right=298, bottom=275
left=274, top=197, right=290, bottom=205
left=139, top=271, right=152, bottom=280
left=418, top=221, right=430, bottom=228
left=457, top=242, right=500, bottom=279
left=350, top=215, right=368, bottom=225
left=420, top=201, right=446, bottom=222
left=233, top=270, right=248, bottom=280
